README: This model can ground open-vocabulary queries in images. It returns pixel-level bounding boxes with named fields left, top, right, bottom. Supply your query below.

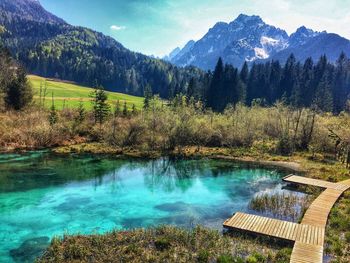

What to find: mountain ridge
left=167, top=14, right=350, bottom=70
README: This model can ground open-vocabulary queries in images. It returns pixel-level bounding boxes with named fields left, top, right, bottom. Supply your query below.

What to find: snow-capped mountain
left=168, top=14, right=350, bottom=70
left=164, top=40, right=195, bottom=62
left=289, top=26, right=322, bottom=47
left=163, top=47, right=181, bottom=61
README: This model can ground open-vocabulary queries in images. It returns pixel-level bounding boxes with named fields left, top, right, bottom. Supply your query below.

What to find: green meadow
left=28, top=75, right=144, bottom=110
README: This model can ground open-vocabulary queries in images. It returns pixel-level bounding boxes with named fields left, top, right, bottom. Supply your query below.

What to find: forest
left=195, top=53, right=350, bottom=114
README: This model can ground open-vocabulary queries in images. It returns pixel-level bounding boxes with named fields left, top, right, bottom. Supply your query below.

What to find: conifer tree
left=207, top=57, right=224, bottom=111
left=280, top=54, right=297, bottom=101
left=143, top=84, right=152, bottom=110
left=269, top=60, right=282, bottom=103
left=49, top=93, right=58, bottom=126
left=132, top=104, right=137, bottom=115
left=240, top=61, right=249, bottom=85
left=299, top=57, right=314, bottom=107
left=75, top=100, right=86, bottom=124
left=4, top=66, right=33, bottom=110
left=115, top=100, right=121, bottom=116
left=333, top=52, right=349, bottom=113
left=187, top=77, right=196, bottom=101
left=123, top=101, right=128, bottom=116
left=313, top=72, right=333, bottom=112
left=90, top=86, right=110, bottom=127
left=246, top=63, right=259, bottom=105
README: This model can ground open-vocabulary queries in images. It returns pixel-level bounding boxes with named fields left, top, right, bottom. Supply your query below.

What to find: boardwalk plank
left=224, top=176, right=350, bottom=263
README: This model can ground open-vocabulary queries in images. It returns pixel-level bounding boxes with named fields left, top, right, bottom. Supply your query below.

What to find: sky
left=40, top=0, right=350, bottom=57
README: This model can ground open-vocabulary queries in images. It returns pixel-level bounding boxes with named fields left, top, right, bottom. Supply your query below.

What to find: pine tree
left=4, top=65, right=33, bottom=110
left=311, top=55, right=334, bottom=111
left=48, top=93, right=58, bottom=126
left=90, top=86, right=110, bottom=127
left=123, top=101, right=128, bottom=116
left=269, top=60, right=282, bottom=103
left=280, top=54, right=297, bottom=101
left=299, top=57, right=314, bottom=107
left=115, top=100, right=121, bottom=116
left=222, top=65, right=245, bottom=108
left=247, top=63, right=268, bottom=105
left=240, top=61, right=249, bottom=85
left=131, top=104, right=137, bottom=115
left=290, top=62, right=302, bottom=108
left=187, top=77, right=196, bottom=101
left=246, top=63, right=257, bottom=105
left=143, top=84, right=152, bottom=109
left=313, top=71, right=333, bottom=112
left=207, top=57, right=224, bottom=111
left=333, top=52, right=349, bottom=113
left=75, top=100, right=86, bottom=124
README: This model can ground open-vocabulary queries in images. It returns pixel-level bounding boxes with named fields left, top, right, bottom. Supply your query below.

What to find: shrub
left=154, top=237, right=171, bottom=251
left=197, top=249, right=210, bottom=262
left=276, top=135, right=294, bottom=155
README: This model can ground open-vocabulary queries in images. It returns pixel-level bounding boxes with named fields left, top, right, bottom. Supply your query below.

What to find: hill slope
left=0, top=0, right=202, bottom=98
left=29, top=75, right=144, bottom=110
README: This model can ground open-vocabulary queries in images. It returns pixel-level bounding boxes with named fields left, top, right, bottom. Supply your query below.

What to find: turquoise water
left=0, top=152, right=291, bottom=262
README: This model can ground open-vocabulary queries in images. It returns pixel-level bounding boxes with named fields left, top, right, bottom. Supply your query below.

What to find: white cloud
left=110, top=25, right=126, bottom=31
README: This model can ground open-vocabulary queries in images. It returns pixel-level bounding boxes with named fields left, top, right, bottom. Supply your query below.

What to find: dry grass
left=37, top=226, right=292, bottom=263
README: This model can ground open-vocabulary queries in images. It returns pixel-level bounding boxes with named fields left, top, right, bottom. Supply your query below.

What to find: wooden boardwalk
left=224, top=175, right=350, bottom=263
left=283, top=175, right=349, bottom=191
left=223, top=212, right=324, bottom=245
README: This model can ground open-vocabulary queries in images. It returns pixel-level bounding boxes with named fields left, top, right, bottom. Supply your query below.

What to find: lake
left=0, top=151, right=292, bottom=262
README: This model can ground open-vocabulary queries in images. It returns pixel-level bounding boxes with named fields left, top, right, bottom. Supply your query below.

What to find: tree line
left=193, top=53, right=350, bottom=113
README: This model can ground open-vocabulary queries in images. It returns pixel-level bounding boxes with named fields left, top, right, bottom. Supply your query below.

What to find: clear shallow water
left=0, top=152, right=292, bottom=262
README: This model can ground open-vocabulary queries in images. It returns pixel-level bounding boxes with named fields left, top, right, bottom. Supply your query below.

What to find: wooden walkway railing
left=223, top=175, right=350, bottom=263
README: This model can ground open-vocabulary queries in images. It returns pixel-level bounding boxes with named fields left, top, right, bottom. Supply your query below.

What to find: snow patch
left=254, top=47, right=269, bottom=59
left=208, top=46, right=214, bottom=54
left=261, top=36, right=280, bottom=46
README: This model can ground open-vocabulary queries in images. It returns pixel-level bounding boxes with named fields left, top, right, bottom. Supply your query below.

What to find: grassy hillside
left=28, top=75, right=144, bottom=110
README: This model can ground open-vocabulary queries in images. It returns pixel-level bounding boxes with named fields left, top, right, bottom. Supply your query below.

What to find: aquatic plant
left=249, top=192, right=313, bottom=222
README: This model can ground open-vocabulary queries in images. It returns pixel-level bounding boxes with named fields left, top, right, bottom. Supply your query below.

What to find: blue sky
left=40, top=0, right=350, bottom=57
